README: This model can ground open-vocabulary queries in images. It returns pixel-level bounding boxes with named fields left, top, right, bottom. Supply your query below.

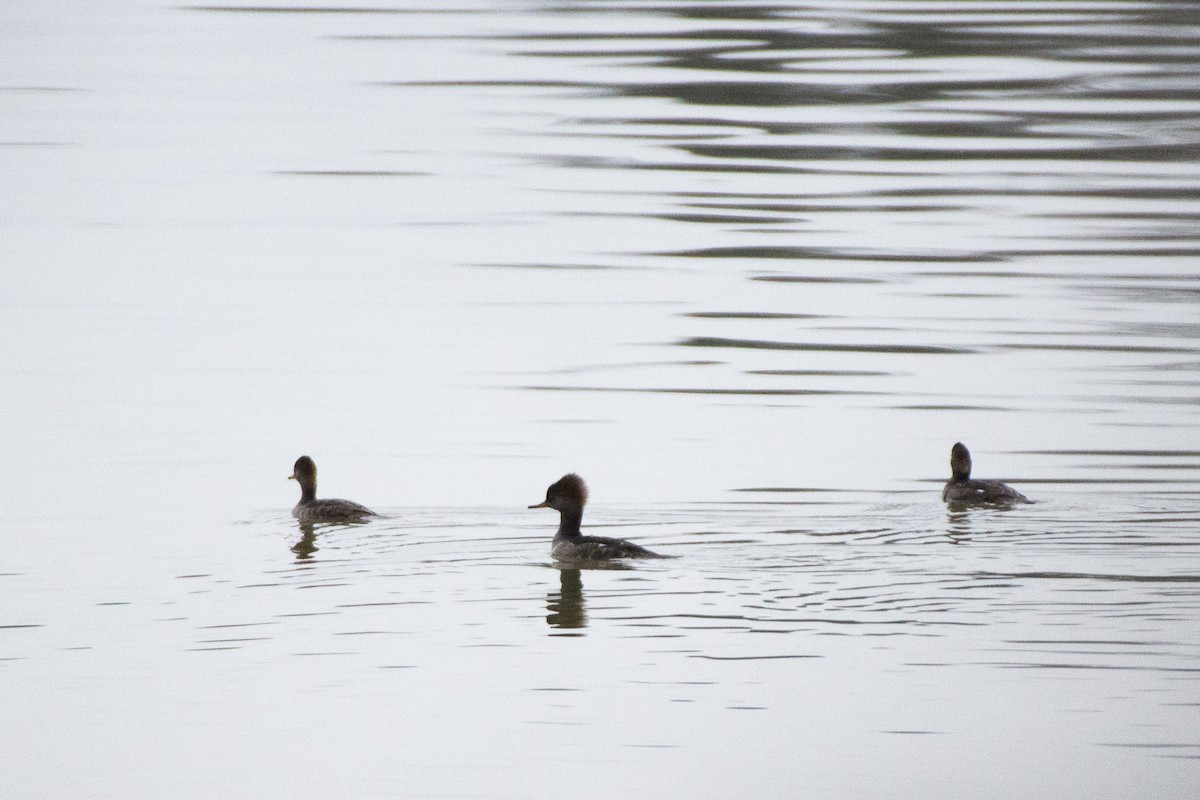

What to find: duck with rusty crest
left=530, top=474, right=665, bottom=561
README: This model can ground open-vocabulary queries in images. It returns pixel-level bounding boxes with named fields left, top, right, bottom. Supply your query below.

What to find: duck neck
left=298, top=479, right=317, bottom=504
left=555, top=507, right=584, bottom=539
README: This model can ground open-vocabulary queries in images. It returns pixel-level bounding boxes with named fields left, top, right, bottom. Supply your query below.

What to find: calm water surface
left=2, top=1, right=1199, bottom=797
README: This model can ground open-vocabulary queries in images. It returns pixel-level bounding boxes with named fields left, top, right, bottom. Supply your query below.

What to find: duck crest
left=552, top=473, right=588, bottom=505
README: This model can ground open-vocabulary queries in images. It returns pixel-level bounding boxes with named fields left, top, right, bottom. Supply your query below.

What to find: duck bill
left=528, top=500, right=549, bottom=509
left=288, top=474, right=297, bottom=481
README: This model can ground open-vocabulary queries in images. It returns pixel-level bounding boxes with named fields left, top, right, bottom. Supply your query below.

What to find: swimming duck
left=529, top=474, right=663, bottom=561
left=289, top=455, right=377, bottom=523
left=942, top=442, right=1031, bottom=506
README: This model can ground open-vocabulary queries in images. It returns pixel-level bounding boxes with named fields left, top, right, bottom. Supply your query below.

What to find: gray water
left=2, top=1, right=1199, bottom=797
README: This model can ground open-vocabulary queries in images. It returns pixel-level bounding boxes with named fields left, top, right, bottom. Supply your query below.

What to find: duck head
left=529, top=473, right=588, bottom=513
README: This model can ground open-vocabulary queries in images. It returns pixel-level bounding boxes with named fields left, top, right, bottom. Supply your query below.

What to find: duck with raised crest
left=942, top=442, right=1031, bottom=506
left=529, top=474, right=664, bottom=561
left=289, top=455, right=378, bottom=523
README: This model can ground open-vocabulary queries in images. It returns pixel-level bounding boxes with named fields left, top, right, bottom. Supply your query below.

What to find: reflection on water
left=943, top=501, right=1035, bottom=543
left=943, top=502, right=970, bottom=538
left=546, top=568, right=586, bottom=631
left=3, top=0, right=1200, bottom=797
left=290, top=522, right=318, bottom=560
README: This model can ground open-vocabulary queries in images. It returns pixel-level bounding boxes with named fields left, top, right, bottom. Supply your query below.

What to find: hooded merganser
left=942, top=442, right=1031, bottom=506
left=289, top=455, right=377, bottom=523
left=529, top=474, right=664, bottom=561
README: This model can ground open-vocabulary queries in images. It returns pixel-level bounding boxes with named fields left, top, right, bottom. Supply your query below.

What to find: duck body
left=942, top=478, right=1030, bottom=506
left=942, top=442, right=1031, bottom=506
left=532, top=474, right=664, bottom=562
left=551, top=531, right=662, bottom=561
left=293, top=497, right=377, bottom=524
left=289, top=455, right=377, bottom=524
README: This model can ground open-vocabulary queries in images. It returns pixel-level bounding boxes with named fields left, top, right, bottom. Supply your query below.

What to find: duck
left=529, top=473, right=664, bottom=561
left=942, top=442, right=1031, bottom=506
left=289, top=455, right=377, bottom=523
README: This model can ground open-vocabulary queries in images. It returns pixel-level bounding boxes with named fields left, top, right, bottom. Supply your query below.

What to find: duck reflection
left=291, top=522, right=319, bottom=560
left=945, top=508, right=973, bottom=544
left=546, top=568, right=586, bottom=630
left=946, top=497, right=1030, bottom=542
